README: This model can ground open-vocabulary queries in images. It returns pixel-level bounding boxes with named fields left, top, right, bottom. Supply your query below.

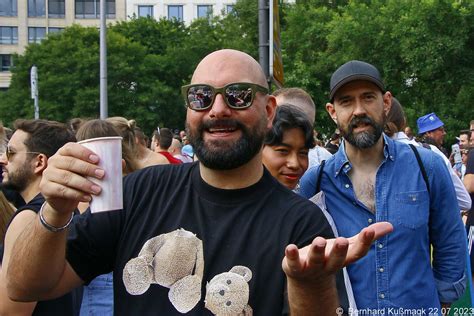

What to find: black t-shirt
left=1, top=193, right=82, bottom=316
left=66, top=162, right=333, bottom=315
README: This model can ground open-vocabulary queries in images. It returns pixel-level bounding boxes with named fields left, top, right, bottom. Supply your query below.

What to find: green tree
left=281, top=0, right=474, bottom=144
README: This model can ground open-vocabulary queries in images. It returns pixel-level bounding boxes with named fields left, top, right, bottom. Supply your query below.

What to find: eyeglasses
left=5, top=146, right=41, bottom=161
left=181, top=82, right=269, bottom=111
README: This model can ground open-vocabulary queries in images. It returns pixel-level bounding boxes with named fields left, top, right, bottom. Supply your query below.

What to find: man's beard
left=1, top=162, right=33, bottom=193
left=339, top=115, right=384, bottom=149
left=186, top=118, right=266, bottom=170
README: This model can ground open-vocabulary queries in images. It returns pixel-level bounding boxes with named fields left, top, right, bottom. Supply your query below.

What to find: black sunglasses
left=5, top=146, right=41, bottom=161
left=181, top=82, right=269, bottom=111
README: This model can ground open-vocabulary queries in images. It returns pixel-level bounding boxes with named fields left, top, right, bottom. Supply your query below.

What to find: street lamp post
left=99, top=0, right=108, bottom=119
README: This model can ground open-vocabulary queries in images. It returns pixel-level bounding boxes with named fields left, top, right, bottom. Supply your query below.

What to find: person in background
left=104, top=117, right=141, bottom=174
left=417, top=112, right=448, bottom=156
left=0, top=119, right=81, bottom=315
left=68, top=118, right=86, bottom=135
left=0, top=123, right=15, bottom=245
left=169, top=138, right=193, bottom=163
left=262, top=105, right=314, bottom=191
left=299, top=60, right=466, bottom=311
left=133, top=127, right=169, bottom=168
left=75, top=119, right=144, bottom=316
left=273, top=87, right=332, bottom=169
left=459, top=131, right=471, bottom=149
left=273, top=87, right=316, bottom=124
left=386, top=98, right=471, bottom=211
left=404, top=126, right=414, bottom=140
left=153, top=128, right=182, bottom=164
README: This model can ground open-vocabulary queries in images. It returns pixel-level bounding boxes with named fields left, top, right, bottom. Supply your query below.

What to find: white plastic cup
left=78, top=136, right=123, bottom=213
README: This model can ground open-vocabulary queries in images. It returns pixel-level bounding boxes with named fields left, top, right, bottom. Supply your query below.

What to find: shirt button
left=412, top=197, right=417, bottom=201
left=379, top=293, right=385, bottom=299
left=368, top=218, right=373, bottom=224
left=379, top=267, right=384, bottom=272
left=390, top=155, right=394, bottom=159
left=345, top=184, right=350, bottom=188
left=378, top=243, right=383, bottom=249
left=345, top=165, right=349, bottom=169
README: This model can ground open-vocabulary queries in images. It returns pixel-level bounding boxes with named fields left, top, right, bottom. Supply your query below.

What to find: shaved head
left=192, top=49, right=268, bottom=88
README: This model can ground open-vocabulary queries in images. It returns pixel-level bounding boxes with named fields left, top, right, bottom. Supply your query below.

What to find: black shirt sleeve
left=466, top=150, right=474, bottom=175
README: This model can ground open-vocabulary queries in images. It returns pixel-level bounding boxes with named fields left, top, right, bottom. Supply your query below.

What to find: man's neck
left=199, top=153, right=264, bottom=190
left=344, top=136, right=385, bottom=170
left=20, top=179, right=41, bottom=204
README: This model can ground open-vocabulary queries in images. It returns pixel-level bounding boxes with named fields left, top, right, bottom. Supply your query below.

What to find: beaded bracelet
left=39, top=202, right=74, bottom=233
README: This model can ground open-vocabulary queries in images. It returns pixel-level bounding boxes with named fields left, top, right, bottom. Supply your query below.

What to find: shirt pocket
left=395, top=190, right=430, bottom=229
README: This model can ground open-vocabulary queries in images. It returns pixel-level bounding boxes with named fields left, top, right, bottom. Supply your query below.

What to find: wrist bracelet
left=39, top=202, right=74, bottom=233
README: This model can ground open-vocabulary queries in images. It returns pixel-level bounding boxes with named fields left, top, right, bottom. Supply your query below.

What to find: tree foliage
left=282, top=0, right=474, bottom=144
left=1, top=0, right=473, bottom=146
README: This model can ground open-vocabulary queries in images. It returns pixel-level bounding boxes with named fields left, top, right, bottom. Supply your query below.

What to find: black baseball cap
left=329, top=60, right=385, bottom=101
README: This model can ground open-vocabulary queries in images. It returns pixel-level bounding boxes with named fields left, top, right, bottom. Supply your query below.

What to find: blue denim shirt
left=299, top=135, right=466, bottom=311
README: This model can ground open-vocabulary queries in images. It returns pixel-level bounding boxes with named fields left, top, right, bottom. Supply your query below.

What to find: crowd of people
left=0, top=49, right=472, bottom=315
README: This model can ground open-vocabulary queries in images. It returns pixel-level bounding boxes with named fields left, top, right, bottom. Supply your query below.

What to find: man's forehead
left=191, top=50, right=267, bottom=86
left=9, top=130, right=28, bottom=149
left=333, top=80, right=382, bottom=100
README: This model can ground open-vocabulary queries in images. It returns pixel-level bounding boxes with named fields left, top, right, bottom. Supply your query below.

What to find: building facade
left=0, top=0, right=127, bottom=89
left=126, top=1, right=236, bottom=25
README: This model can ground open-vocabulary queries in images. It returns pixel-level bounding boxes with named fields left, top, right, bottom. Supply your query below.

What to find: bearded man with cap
left=299, top=60, right=467, bottom=312
left=417, top=112, right=448, bottom=156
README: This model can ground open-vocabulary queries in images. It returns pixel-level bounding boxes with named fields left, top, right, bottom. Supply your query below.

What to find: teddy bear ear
left=230, top=266, right=252, bottom=282
left=123, top=257, right=154, bottom=295
left=168, top=274, right=202, bottom=313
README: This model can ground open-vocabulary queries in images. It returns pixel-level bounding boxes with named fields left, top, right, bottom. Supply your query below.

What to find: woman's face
left=262, top=128, right=309, bottom=190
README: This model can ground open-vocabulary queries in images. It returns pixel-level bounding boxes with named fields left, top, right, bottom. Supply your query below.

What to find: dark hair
left=68, top=117, right=86, bottom=134
left=384, top=97, right=406, bottom=137
left=14, top=119, right=76, bottom=158
left=264, top=104, right=315, bottom=149
left=158, top=128, right=173, bottom=150
left=76, top=119, right=139, bottom=175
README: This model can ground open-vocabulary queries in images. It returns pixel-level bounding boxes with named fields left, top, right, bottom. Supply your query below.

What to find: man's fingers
left=57, top=142, right=100, bottom=164
left=41, top=181, right=92, bottom=203
left=306, top=237, right=327, bottom=268
left=346, top=222, right=394, bottom=265
left=282, top=244, right=303, bottom=276
left=42, top=169, right=101, bottom=196
left=50, top=155, right=104, bottom=180
left=323, top=238, right=349, bottom=272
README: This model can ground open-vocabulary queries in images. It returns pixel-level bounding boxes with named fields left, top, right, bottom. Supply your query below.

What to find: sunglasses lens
left=186, top=85, right=213, bottom=110
left=225, top=84, right=254, bottom=108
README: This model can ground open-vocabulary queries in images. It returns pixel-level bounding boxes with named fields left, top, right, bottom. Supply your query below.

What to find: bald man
left=6, top=49, right=391, bottom=315
left=273, top=87, right=316, bottom=124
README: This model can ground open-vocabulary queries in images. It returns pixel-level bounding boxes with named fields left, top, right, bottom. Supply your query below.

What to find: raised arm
left=283, top=222, right=393, bottom=315
left=6, top=143, right=104, bottom=301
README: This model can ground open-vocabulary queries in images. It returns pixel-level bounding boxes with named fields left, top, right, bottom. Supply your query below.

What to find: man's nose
left=352, top=99, right=367, bottom=116
left=209, top=94, right=232, bottom=118
left=0, top=152, right=7, bottom=165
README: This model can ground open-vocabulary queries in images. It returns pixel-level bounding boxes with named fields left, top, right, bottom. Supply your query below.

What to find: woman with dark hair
left=262, top=104, right=315, bottom=190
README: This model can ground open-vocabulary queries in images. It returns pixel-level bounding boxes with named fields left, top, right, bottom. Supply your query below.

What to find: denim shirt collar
left=333, top=133, right=395, bottom=177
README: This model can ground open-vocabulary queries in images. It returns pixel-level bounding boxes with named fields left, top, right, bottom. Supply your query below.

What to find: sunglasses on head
left=181, top=82, right=269, bottom=111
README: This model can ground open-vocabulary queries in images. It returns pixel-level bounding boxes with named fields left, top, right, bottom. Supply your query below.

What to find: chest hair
left=349, top=170, right=376, bottom=213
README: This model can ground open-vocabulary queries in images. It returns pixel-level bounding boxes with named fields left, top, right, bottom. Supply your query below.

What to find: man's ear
left=326, top=102, right=337, bottom=124
left=34, top=154, right=48, bottom=175
left=383, top=91, right=392, bottom=116
left=265, top=95, right=277, bottom=130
